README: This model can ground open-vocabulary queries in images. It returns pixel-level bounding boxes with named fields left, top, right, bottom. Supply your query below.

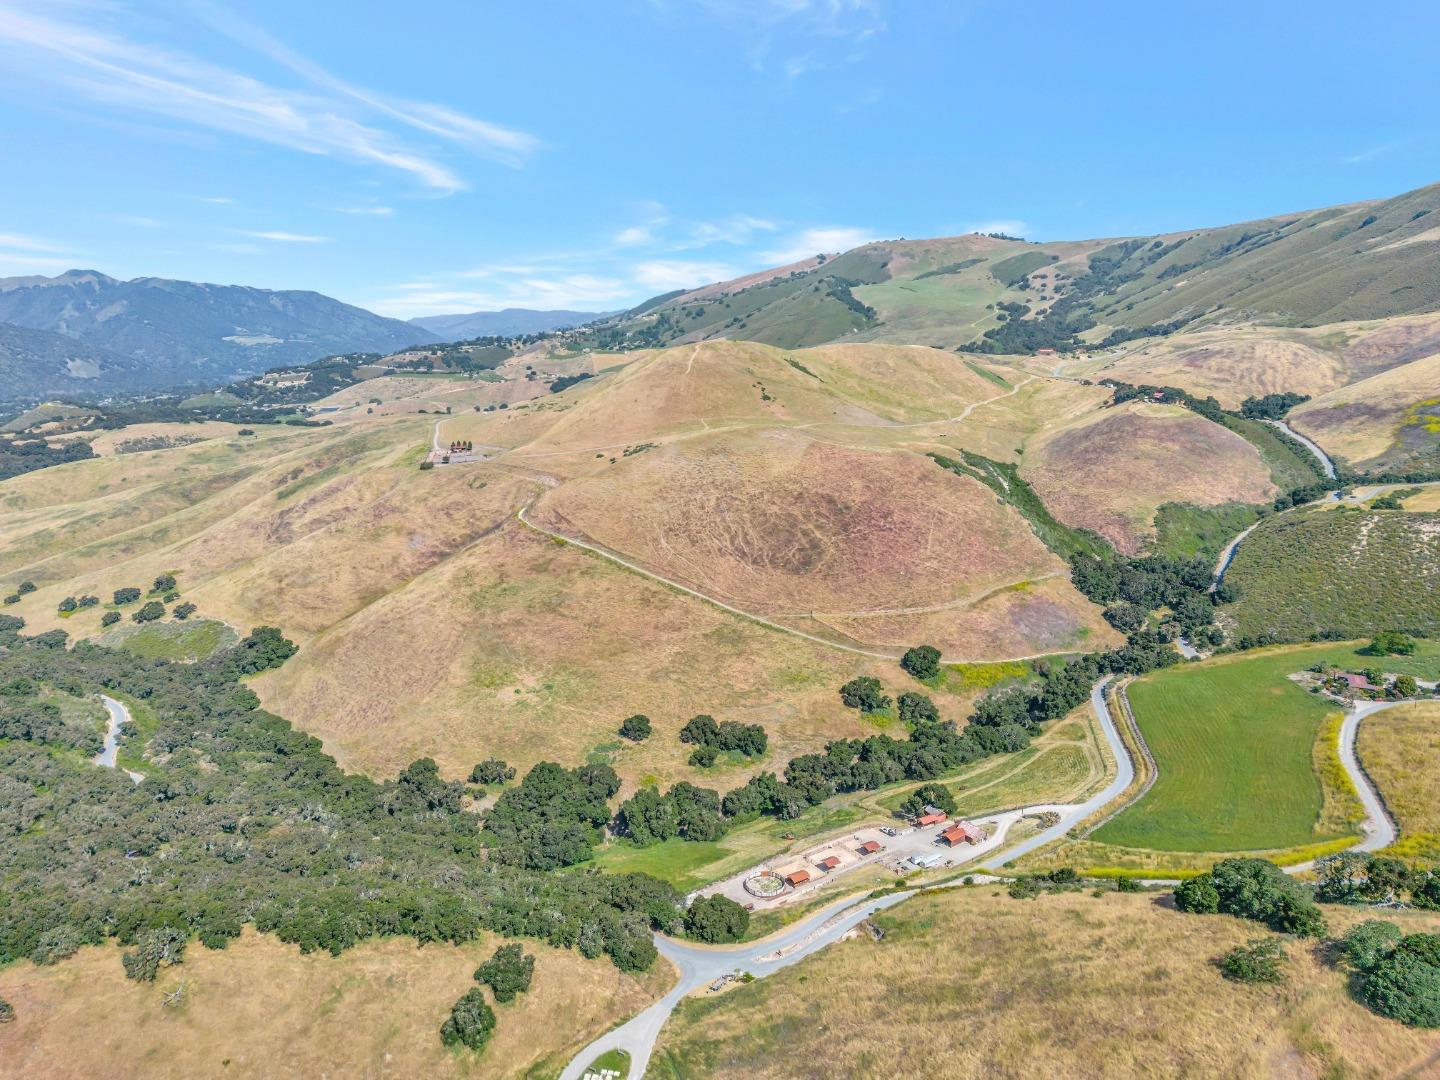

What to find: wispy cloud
left=615, top=225, right=656, bottom=246
left=0, top=1, right=539, bottom=193
left=0, top=231, right=65, bottom=252
left=1340, top=141, right=1404, bottom=165
left=194, top=195, right=236, bottom=205
left=663, top=0, right=888, bottom=76
left=332, top=205, right=395, bottom=217
left=760, top=224, right=880, bottom=263
left=368, top=274, right=635, bottom=318
left=0, top=231, right=79, bottom=274
left=632, top=259, right=739, bottom=291
left=243, top=230, right=330, bottom=243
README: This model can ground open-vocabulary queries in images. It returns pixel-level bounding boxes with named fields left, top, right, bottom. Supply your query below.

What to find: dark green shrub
left=897, top=692, right=939, bottom=724
left=469, top=759, right=515, bottom=786
left=132, top=601, right=166, bottom=623
left=619, top=714, right=652, bottom=741
left=474, top=943, right=534, bottom=1003
left=439, top=989, right=496, bottom=1050
left=900, top=645, right=942, bottom=681
left=1174, top=874, right=1220, bottom=914
left=685, top=895, right=750, bottom=943
left=101, top=611, right=121, bottom=627
left=113, top=587, right=141, bottom=606
left=1220, top=937, right=1287, bottom=984
left=899, top=782, right=956, bottom=818
left=839, top=676, right=891, bottom=713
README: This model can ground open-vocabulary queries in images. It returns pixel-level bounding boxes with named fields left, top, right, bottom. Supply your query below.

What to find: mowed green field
left=1093, top=642, right=1440, bottom=853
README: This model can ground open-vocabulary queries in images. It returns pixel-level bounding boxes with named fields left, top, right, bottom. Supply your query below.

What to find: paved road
left=979, top=676, right=1130, bottom=869
left=1264, top=418, right=1337, bottom=479
left=560, top=676, right=1130, bottom=1079
left=558, top=888, right=918, bottom=1080
left=94, top=695, right=143, bottom=784
left=1288, top=699, right=1401, bottom=873
left=1209, top=520, right=1261, bottom=593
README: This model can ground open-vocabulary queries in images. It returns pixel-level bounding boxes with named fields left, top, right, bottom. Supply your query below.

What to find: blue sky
left=0, top=0, right=1436, bottom=319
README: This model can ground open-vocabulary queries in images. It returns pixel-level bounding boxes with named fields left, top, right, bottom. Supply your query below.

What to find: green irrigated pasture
left=1093, top=641, right=1440, bottom=853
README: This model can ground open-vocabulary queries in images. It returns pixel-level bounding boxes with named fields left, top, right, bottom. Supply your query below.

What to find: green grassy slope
left=579, top=181, right=1440, bottom=354
left=1223, top=509, right=1440, bottom=640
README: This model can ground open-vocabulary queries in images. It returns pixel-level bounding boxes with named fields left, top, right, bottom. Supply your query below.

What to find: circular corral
left=743, top=870, right=785, bottom=898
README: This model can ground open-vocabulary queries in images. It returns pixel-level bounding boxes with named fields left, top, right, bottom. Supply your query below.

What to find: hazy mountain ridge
left=407, top=307, right=611, bottom=339
left=0, top=269, right=437, bottom=401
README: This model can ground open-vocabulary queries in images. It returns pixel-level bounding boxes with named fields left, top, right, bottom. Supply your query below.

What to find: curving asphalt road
left=560, top=676, right=1129, bottom=1078
left=1263, top=418, right=1337, bottom=479
left=558, top=671, right=1411, bottom=1076
left=558, top=889, right=918, bottom=1080
left=94, top=695, right=143, bottom=784
left=978, top=676, right=1130, bottom=869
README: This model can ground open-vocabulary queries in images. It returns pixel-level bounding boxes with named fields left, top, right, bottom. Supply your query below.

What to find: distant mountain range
left=407, top=307, right=612, bottom=339
left=0, top=270, right=436, bottom=402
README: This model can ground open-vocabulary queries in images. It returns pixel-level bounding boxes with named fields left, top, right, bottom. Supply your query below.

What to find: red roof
left=916, top=812, right=947, bottom=827
left=1343, top=673, right=1380, bottom=690
left=939, top=822, right=982, bottom=846
left=857, top=840, right=881, bottom=854
left=815, top=855, right=841, bottom=870
left=784, top=869, right=811, bottom=887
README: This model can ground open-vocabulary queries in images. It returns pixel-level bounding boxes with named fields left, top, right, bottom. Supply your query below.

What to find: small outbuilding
left=857, top=840, right=882, bottom=855
left=915, top=812, right=948, bottom=827
left=784, top=869, right=812, bottom=887
left=938, top=822, right=983, bottom=847
left=815, top=855, right=841, bottom=872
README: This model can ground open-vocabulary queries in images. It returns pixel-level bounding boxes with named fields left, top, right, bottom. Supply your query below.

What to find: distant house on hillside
left=1342, top=673, right=1382, bottom=692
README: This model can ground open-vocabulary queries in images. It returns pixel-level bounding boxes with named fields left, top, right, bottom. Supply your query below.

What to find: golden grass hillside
left=530, top=430, right=1062, bottom=615
left=1289, top=350, right=1440, bottom=468
left=1357, top=700, right=1440, bottom=862
left=653, top=889, right=1440, bottom=1080
left=0, top=928, right=669, bottom=1080
left=0, top=339, right=1121, bottom=787
left=1095, top=311, right=1440, bottom=409
left=1021, top=402, right=1275, bottom=552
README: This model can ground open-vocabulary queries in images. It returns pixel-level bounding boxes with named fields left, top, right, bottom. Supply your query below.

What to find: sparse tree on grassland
left=439, top=989, right=496, bottom=1050
left=474, top=943, right=534, bottom=1003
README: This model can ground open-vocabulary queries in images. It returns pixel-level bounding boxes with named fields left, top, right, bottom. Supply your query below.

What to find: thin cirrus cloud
left=243, top=230, right=331, bottom=243
left=759, top=225, right=882, bottom=263
left=0, top=1, right=538, bottom=193
left=0, top=231, right=78, bottom=274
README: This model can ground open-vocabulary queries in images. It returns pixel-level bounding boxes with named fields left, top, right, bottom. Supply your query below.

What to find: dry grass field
left=529, top=430, right=1064, bottom=615
left=1289, top=350, right=1440, bottom=468
left=1096, top=311, right=1440, bottom=409
left=1021, top=402, right=1275, bottom=552
left=1356, top=700, right=1440, bottom=862
left=653, top=889, right=1440, bottom=1080
left=0, top=928, right=670, bottom=1080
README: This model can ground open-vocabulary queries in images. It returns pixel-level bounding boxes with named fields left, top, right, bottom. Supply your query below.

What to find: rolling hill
left=0, top=269, right=436, bottom=400
left=577, top=181, right=1440, bottom=355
